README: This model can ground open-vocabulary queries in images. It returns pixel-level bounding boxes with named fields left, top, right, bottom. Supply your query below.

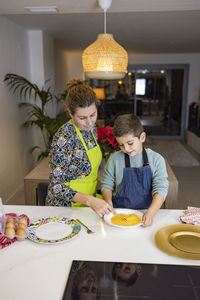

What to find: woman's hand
left=90, top=197, right=116, bottom=218
left=142, top=212, right=153, bottom=227
left=73, top=192, right=116, bottom=218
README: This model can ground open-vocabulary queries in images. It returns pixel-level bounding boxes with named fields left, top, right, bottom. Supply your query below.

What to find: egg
left=16, top=228, right=26, bottom=240
left=5, top=222, right=15, bottom=229
left=6, top=217, right=15, bottom=224
left=18, top=218, right=27, bottom=225
left=17, top=223, right=26, bottom=230
left=5, top=228, right=15, bottom=239
left=16, top=228, right=26, bottom=236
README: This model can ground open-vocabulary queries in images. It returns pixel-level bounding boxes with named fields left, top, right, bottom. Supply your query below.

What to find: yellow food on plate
left=111, top=213, right=141, bottom=226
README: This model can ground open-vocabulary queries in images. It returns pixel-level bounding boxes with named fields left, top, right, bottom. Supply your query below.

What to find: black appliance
left=62, top=260, right=200, bottom=300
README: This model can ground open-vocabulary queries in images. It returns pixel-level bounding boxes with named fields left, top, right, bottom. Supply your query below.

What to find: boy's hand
left=142, top=193, right=164, bottom=226
left=142, top=212, right=153, bottom=227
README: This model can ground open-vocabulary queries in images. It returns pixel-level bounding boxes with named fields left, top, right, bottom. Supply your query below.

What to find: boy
left=101, top=114, right=169, bottom=226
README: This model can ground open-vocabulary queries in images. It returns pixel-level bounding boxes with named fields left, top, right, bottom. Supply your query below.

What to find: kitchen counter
left=0, top=206, right=199, bottom=300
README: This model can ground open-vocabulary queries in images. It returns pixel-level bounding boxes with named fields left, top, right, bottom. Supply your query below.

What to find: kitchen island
left=0, top=206, right=199, bottom=300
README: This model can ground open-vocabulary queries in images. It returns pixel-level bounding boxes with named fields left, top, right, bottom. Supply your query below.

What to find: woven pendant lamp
left=82, top=0, right=128, bottom=80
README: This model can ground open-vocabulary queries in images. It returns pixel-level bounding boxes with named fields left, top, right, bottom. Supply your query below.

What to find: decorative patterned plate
left=27, top=217, right=81, bottom=244
left=104, top=208, right=143, bottom=229
left=155, top=224, right=200, bottom=260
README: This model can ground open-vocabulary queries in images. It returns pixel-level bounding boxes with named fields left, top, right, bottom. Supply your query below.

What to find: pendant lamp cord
left=104, top=9, right=107, bottom=34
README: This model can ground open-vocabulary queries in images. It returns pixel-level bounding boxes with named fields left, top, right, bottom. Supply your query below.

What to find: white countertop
left=0, top=205, right=199, bottom=300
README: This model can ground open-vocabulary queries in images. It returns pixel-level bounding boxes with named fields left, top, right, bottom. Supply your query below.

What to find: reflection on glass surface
left=70, top=262, right=98, bottom=300
left=62, top=260, right=200, bottom=300
left=112, top=262, right=142, bottom=286
left=99, top=262, right=111, bottom=289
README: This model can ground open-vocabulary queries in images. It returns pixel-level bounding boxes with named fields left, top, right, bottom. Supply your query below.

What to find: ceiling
left=1, top=0, right=200, bottom=53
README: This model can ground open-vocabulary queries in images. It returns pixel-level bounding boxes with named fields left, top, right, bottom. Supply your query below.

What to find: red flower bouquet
left=97, top=126, right=119, bottom=161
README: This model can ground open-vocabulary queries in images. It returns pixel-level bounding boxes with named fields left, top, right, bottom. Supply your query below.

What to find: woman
left=46, top=79, right=114, bottom=217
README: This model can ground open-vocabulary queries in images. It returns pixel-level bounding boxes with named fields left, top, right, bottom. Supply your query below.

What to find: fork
left=76, top=219, right=94, bottom=234
left=117, top=214, right=128, bottom=222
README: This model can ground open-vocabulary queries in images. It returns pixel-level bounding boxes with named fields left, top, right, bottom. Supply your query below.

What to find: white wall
left=0, top=18, right=55, bottom=203
left=43, top=33, right=57, bottom=118
left=43, top=32, right=55, bottom=89
left=28, top=30, right=55, bottom=88
left=55, top=47, right=84, bottom=93
left=28, top=31, right=45, bottom=87
left=0, top=16, right=32, bottom=202
left=28, top=31, right=56, bottom=152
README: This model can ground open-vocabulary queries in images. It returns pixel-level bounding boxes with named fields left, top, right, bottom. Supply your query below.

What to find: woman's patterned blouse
left=46, top=122, right=98, bottom=206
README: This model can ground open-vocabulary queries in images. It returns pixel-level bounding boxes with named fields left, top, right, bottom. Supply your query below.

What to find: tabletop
left=0, top=205, right=199, bottom=300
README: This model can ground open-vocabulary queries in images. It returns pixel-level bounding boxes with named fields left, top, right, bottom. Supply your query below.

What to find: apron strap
left=72, top=120, right=97, bottom=152
left=124, top=147, right=149, bottom=168
left=142, top=147, right=149, bottom=166
left=125, top=153, right=130, bottom=168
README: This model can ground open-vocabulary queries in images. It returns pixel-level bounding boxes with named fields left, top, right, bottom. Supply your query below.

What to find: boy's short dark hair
left=113, top=114, right=144, bottom=138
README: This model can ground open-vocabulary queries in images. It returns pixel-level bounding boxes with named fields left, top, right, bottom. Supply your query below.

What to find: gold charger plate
left=155, top=224, right=200, bottom=260
left=169, top=231, right=200, bottom=254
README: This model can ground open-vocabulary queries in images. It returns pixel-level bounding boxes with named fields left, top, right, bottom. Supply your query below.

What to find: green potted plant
left=4, top=73, right=69, bottom=160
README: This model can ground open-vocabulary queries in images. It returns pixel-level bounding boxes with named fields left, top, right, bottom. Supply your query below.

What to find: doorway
left=128, top=64, right=189, bottom=138
left=90, top=64, right=189, bottom=139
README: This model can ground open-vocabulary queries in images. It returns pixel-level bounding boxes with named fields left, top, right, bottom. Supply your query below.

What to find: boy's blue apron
left=112, top=148, right=153, bottom=209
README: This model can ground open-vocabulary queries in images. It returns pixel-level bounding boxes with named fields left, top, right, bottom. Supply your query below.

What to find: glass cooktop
left=62, top=260, right=200, bottom=300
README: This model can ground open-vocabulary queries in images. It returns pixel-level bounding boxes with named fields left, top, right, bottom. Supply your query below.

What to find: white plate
left=35, top=222, right=72, bottom=240
left=27, top=217, right=81, bottom=244
left=104, top=208, right=143, bottom=229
